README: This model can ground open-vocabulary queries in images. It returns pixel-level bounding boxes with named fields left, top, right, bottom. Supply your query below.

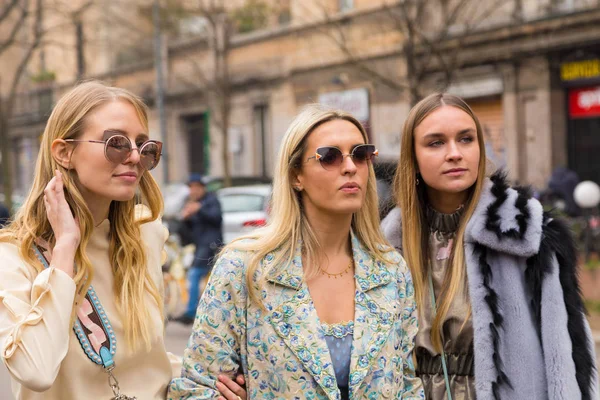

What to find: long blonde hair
left=394, top=93, right=486, bottom=352
left=227, top=104, right=390, bottom=305
left=0, top=81, right=164, bottom=352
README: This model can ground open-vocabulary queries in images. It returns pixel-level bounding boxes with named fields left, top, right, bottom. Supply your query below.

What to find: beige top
left=0, top=213, right=181, bottom=399
left=415, top=206, right=475, bottom=400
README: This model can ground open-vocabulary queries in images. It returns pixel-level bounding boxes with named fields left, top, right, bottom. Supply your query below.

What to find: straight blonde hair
left=226, top=104, right=391, bottom=305
left=394, top=93, right=487, bottom=352
left=0, top=81, right=164, bottom=352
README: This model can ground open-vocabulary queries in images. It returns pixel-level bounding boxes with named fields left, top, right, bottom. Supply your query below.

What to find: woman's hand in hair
left=44, top=170, right=80, bottom=277
left=216, top=373, right=247, bottom=400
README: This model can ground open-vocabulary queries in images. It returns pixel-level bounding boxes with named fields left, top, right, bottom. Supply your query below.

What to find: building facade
left=3, top=0, right=600, bottom=195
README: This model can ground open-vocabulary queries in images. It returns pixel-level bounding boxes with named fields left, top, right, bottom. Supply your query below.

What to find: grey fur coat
left=381, top=172, right=598, bottom=400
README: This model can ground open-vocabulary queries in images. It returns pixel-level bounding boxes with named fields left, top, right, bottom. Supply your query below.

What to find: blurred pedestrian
left=0, top=81, right=181, bottom=399
left=381, top=93, right=598, bottom=399
left=0, top=202, right=9, bottom=227
left=168, top=104, right=423, bottom=400
left=172, top=173, right=223, bottom=325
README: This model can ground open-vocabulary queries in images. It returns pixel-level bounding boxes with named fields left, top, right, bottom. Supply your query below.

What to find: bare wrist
left=53, top=243, right=77, bottom=257
left=51, top=243, right=77, bottom=278
left=54, top=237, right=79, bottom=251
left=50, top=263, right=74, bottom=278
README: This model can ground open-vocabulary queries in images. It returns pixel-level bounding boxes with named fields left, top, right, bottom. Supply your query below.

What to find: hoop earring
left=416, top=177, right=420, bottom=186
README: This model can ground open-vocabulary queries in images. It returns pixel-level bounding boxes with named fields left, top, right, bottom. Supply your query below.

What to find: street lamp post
left=574, top=181, right=600, bottom=261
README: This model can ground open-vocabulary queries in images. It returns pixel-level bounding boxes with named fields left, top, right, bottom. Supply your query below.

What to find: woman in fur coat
left=381, top=92, right=598, bottom=400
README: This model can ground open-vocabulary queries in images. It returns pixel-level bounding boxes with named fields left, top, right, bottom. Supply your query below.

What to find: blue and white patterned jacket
left=168, top=233, right=424, bottom=400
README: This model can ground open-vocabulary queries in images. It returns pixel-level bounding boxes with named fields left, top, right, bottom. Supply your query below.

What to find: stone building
left=2, top=0, right=600, bottom=194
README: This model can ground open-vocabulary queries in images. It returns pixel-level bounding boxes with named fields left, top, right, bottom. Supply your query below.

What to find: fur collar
left=381, top=207, right=402, bottom=252
left=466, top=171, right=544, bottom=258
left=380, top=171, right=545, bottom=257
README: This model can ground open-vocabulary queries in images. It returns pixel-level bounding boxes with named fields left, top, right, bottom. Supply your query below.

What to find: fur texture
left=381, top=171, right=598, bottom=399
left=543, top=216, right=598, bottom=400
left=466, top=171, right=597, bottom=399
left=466, top=172, right=544, bottom=258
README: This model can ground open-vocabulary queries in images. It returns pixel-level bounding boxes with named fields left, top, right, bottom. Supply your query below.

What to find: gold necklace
left=319, top=259, right=354, bottom=279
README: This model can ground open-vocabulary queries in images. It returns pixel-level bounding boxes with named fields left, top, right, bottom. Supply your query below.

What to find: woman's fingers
left=44, top=177, right=57, bottom=211
left=44, top=177, right=55, bottom=197
left=235, top=374, right=245, bottom=385
left=54, top=170, right=64, bottom=196
left=54, top=170, right=70, bottom=211
left=216, top=375, right=246, bottom=399
left=215, top=382, right=236, bottom=399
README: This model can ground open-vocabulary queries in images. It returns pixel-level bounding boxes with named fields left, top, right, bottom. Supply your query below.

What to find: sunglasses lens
left=352, top=145, right=376, bottom=163
left=140, top=141, right=161, bottom=170
left=105, top=135, right=131, bottom=164
left=317, top=147, right=343, bottom=169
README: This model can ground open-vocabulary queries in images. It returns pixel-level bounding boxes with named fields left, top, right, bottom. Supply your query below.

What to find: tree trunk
left=75, top=18, right=85, bottom=78
left=0, top=0, right=44, bottom=212
left=404, top=40, right=420, bottom=107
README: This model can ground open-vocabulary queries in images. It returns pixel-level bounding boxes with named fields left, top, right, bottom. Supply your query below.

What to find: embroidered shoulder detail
left=320, top=320, right=354, bottom=338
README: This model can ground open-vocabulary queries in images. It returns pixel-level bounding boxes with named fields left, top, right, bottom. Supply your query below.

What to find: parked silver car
left=217, top=184, right=272, bottom=243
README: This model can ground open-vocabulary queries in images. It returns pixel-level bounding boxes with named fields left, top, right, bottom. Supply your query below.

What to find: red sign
left=569, top=86, right=600, bottom=118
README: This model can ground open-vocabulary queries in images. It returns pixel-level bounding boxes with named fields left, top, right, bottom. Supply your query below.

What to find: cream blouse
left=0, top=212, right=181, bottom=399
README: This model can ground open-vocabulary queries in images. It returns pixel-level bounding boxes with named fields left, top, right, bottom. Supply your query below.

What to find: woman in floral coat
left=168, top=104, right=424, bottom=400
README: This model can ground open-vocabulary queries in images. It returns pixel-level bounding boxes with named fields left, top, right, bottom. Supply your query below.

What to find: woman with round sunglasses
left=381, top=93, right=598, bottom=399
left=0, top=81, right=181, bottom=399
left=168, top=104, right=424, bottom=400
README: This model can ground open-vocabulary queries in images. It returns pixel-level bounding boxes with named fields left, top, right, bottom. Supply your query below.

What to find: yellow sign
left=561, top=59, right=600, bottom=81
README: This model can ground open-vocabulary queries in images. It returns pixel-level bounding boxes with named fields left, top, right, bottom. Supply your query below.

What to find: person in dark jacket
left=173, top=173, right=223, bottom=325
left=0, top=202, right=9, bottom=227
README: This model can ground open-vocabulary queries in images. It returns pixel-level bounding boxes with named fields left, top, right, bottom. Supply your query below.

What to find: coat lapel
left=265, top=234, right=396, bottom=398
left=348, top=233, right=395, bottom=396
left=267, top=241, right=340, bottom=400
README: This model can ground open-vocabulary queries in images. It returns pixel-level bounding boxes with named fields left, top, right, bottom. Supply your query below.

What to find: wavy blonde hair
left=226, top=104, right=391, bottom=305
left=394, top=93, right=487, bottom=352
left=0, top=81, right=164, bottom=352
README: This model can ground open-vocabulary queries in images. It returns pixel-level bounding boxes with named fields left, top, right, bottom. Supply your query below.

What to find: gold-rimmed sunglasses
left=65, top=131, right=163, bottom=171
left=306, top=144, right=378, bottom=170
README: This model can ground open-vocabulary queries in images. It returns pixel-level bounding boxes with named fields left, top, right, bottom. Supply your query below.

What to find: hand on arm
left=167, top=251, right=245, bottom=399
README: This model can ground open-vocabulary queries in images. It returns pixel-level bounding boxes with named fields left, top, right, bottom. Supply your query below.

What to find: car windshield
left=219, top=194, right=266, bottom=213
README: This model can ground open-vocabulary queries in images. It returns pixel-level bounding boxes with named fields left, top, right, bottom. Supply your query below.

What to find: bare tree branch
left=311, top=1, right=408, bottom=91
left=316, top=0, right=516, bottom=104
left=0, top=0, right=29, bottom=57
left=0, top=0, right=20, bottom=24
left=7, top=0, right=43, bottom=114
left=164, top=0, right=234, bottom=184
left=71, top=0, right=94, bottom=18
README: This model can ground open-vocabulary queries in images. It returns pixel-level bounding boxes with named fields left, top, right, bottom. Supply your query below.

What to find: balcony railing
left=8, top=87, right=54, bottom=127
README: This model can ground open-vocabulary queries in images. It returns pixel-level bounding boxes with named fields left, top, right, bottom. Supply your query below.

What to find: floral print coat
left=168, top=233, right=423, bottom=400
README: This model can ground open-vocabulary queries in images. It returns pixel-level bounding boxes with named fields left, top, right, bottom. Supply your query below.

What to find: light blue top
left=321, top=321, right=354, bottom=389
